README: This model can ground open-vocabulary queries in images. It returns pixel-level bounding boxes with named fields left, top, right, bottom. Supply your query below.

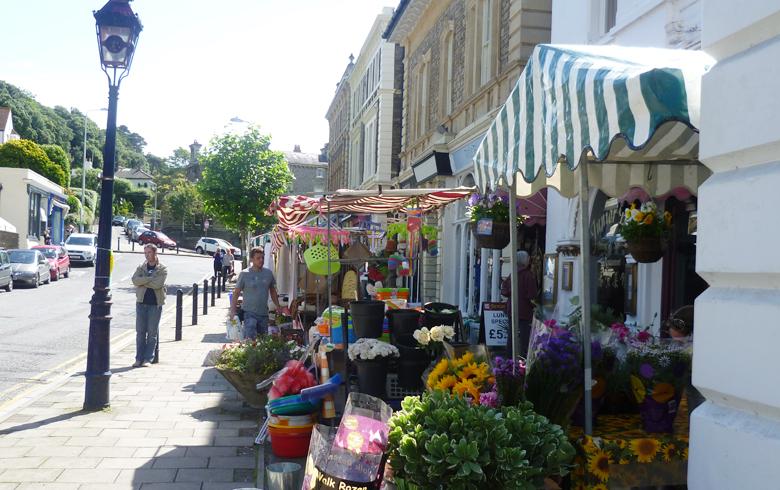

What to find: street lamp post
left=81, top=108, right=107, bottom=233
left=84, top=0, right=142, bottom=411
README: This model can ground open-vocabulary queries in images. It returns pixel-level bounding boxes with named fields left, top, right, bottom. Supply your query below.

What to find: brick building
left=384, top=0, right=552, bottom=308
left=283, top=146, right=328, bottom=195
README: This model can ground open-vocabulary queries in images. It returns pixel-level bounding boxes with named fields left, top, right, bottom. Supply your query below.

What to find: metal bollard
left=176, top=244, right=179, bottom=255
left=211, top=276, right=216, bottom=306
left=217, top=275, right=221, bottom=299
left=192, top=282, right=198, bottom=325
left=203, top=279, right=208, bottom=315
left=116, top=237, right=120, bottom=252
left=175, top=289, right=183, bottom=341
left=131, top=241, right=135, bottom=252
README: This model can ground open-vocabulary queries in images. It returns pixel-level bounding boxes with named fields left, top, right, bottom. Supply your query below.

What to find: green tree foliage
left=116, top=125, right=148, bottom=170
left=71, top=167, right=103, bottom=192
left=125, top=189, right=151, bottom=218
left=41, top=144, right=71, bottom=186
left=57, top=106, right=104, bottom=169
left=0, top=139, right=67, bottom=186
left=0, top=83, right=73, bottom=152
left=198, top=128, right=292, bottom=252
left=114, top=177, right=133, bottom=199
left=164, top=181, right=204, bottom=225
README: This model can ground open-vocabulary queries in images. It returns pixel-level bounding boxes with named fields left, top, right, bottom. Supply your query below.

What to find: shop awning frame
left=472, top=43, right=715, bottom=435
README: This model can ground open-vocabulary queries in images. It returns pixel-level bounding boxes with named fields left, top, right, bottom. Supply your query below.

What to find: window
left=480, top=0, right=493, bottom=85
left=363, top=117, right=377, bottom=182
left=27, top=192, right=41, bottom=238
left=316, top=168, right=325, bottom=179
left=413, top=59, right=429, bottom=140
left=605, top=0, right=618, bottom=33
left=467, top=0, right=495, bottom=92
left=441, top=29, right=454, bottom=116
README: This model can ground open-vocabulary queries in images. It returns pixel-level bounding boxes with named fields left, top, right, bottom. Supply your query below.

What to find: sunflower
left=435, top=374, right=458, bottom=391
left=452, top=378, right=478, bottom=397
left=426, top=359, right=450, bottom=388
left=587, top=449, right=611, bottom=482
left=643, top=213, right=654, bottom=225
left=630, top=375, right=647, bottom=403
left=630, top=438, right=660, bottom=463
left=592, top=484, right=609, bottom=490
left=451, top=351, right=475, bottom=369
left=459, top=362, right=482, bottom=380
left=662, top=444, right=676, bottom=462
left=635, top=211, right=645, bottom=222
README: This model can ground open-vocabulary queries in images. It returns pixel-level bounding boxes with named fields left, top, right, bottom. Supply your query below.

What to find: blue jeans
left=136, top=303, right=162, bottom=363
left=242, top=311, right=268, bottom=339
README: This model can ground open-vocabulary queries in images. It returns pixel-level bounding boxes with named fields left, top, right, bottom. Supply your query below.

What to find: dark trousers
left=506, top=319, right=532, bottom=359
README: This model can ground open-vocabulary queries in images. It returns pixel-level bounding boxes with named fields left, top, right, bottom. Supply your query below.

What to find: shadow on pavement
left=0, top=410, right=89, bottom=435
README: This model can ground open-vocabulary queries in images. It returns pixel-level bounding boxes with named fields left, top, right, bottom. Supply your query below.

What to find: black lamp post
left=84, top=0, right=142, bottom=411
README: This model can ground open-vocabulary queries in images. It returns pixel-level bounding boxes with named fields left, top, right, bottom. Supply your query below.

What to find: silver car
left=9, top=249, right=50, bottom=288
left=0, top=249, right=12, bottom=292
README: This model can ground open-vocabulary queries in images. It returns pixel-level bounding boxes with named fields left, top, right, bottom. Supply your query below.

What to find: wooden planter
left=626, top=236, right=665, bottom=263
left=472, top=221, right=511, bottom=249
left=215, top=366, right=270, bottom=408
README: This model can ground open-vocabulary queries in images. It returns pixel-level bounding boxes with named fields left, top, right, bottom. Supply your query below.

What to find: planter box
left=215, top=366, right=270, bottom=408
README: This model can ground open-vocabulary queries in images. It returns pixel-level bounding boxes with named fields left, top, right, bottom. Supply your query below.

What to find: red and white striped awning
left=269, top=187, right=474, bottom=228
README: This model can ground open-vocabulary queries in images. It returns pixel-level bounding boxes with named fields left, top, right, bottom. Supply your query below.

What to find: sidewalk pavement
left=0, top=287, right=261, bottom=490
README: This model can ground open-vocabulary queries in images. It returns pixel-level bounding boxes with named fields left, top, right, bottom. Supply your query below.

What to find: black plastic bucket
left=422, top=302, right=459, bottom=329
left=396, top=340, right=430, bottom=390
left=350, top=300, right=386, bottom=339
left=386, top=309, right=422, bottom=344
left=354, top=358, right=388, bottom=398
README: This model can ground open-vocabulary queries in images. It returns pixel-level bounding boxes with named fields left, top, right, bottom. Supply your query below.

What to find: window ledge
left=597, top=0, right=666, bottom=43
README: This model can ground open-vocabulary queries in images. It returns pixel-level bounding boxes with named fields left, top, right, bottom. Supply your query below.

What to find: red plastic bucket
left=268, top=424, right=314, bottom=458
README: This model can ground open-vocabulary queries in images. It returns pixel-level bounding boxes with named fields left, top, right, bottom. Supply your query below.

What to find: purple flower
left=591, top=341, right=603, bottom=361
left=640, top=363, right=655, bottom=379
left=468, top=194, right=480, bottom=206
left=479, top=391, right=499, bottom=408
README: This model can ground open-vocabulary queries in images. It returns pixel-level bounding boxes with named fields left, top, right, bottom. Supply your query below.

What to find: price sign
left=481, top=302, right=508, bottom=347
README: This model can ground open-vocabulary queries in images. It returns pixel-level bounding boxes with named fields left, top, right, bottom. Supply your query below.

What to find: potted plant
left=348, top=338, right=400, bottom=399
left=626, top=340, right=692, bottom=433
left=387, top=391, right=576, bottom=489
left=214, top=337, right=303, bottom=408
left=467, top=190, right=525, bottom=249
left=619, top=200, right=672, bottom=263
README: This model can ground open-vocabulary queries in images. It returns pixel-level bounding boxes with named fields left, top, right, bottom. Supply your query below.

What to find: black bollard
left=203, top=279, right=208, bottom=315
left=116, top=237, right=120, bottom=252
left=176, top=244, right=179, bottom=255
left=131, top=241, right=135, bottom=252
left=211, top=276, right=216, bottom=306
left=192, top=282, right=198, bottom=325
left=217, top=275, right=221, bottom=299
left=175, top=289, right=183, bottom=341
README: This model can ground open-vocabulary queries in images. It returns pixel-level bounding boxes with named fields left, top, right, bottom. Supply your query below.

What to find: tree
left=198, top=128, right=292, bottom=256
left=0, top=139, right=67, bottom=186
left=71, top=167, right=103, bottom=192
left=164, top=181, right=204, bottom=230
left=41, top=144, right=71, bottom=187
left=125, top=189, right=152, bottom=218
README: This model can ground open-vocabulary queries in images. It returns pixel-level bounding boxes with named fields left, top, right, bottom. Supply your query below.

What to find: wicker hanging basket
left=471, top=221, right=512, bottom=249
left=625, top=236, right=666, bottom=263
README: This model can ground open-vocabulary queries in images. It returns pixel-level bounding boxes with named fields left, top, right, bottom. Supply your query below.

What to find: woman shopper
left=213, top=248, right=224, bottom=279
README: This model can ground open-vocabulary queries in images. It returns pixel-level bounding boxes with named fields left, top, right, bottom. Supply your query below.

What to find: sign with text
left=481, top=302, right=508, bottom=347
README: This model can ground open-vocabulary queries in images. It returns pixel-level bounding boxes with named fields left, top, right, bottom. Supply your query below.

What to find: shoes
left=141, top=361, right=151, bottom=367
left=132, top=361, right=142, bottom=368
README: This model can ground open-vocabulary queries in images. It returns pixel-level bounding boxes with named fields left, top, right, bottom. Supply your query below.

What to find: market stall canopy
left=270, top=187, right=474, bottom=229
left=473, top=44, right=715, bottom=198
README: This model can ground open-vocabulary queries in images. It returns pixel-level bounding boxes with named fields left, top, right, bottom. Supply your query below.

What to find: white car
left=194, top=237, right=242, bottom=259
left=64, top=233, right=97, bottom=266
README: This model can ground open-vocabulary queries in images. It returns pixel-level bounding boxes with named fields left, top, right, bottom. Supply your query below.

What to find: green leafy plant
left=0, top=139, right=67, bottom=186
left=619, top=201, right=671, bottom=241
left=466, top=191, right=525, bottom=224
left=215, top=336, right=301, bottom=377
left=387, top=391, right=575, bottom=490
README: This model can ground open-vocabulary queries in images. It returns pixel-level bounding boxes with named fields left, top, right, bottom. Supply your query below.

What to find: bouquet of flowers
left=626, top=339, right=692, bottom=432
left=466, top=189, right=525, bottom=224
left=425, top=351, right=494, bottom=404
left=524, top=320, right=583, bottom=428
left=619, top=201, right=672, bottom=241
left=347, top=338, right=400, bottom=361
left=216, top=337, right=303, bottom=377
left=412, top=324, right=455, bottom=358
left=490, top=356, right=526, bottom=407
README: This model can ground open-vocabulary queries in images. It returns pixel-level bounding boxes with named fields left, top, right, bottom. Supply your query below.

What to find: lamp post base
left=83, top=283, right=113, bottom=411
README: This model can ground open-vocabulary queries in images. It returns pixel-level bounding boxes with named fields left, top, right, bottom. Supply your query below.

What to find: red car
left=32, top=245, right=71, bottom=281
left=138, top=230, right=177, bottom=250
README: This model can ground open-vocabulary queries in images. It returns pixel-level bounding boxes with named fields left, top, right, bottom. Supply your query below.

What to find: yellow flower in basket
left=643, top=213, right=654, bottom=225
left=634, top=211, right=645, bottom=222
left=630, top=375, right=647, bottom=403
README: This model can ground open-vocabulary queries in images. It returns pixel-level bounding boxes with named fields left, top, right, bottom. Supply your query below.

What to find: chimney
left=293, top=145, right=301, bottom=153
left=189, top=140, right=202, bottom=163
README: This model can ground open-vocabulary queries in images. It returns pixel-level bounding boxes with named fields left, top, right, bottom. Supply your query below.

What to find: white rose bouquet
left=413, top=325, right=455, bottom=357
left=348, top=338, right=400, bottom=362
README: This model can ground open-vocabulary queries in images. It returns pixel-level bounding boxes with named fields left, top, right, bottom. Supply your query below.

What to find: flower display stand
left=214, top=367, right=270, bottom=409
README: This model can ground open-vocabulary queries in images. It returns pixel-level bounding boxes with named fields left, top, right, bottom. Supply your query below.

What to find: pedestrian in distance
left=131, top=243, right=167, bottom=367
left=500, top=250, right=537, bottom=358
left=230, top=246, right=289, bottom=339
left=43, top=228, right=52, bottom=245
left=222, top=248, right=234, bottom=280
left=213, top=248, right=224, bottom=279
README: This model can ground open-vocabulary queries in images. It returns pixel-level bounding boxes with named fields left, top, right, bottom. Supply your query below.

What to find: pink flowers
left=636, top=330, right=652, bottom=343
left=268, top=360, right=317, bottom=400
left=610, top=322, right=630, bottom=342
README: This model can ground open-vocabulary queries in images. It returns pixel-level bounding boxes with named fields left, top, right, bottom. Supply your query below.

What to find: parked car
left=138, top=230, right=177, bottom=249
left=124, top=219, right=142, bottom=235
left=0, top=249, right=12, bottom=292
left=32, top=245, right=71, bottom=281
left=112, top=216, right=127, bottom=226
left=8, top=249, right=50, bottom=287
left=194, top=237, right=242, bottom=258
left=131, top=226, right=149, bottom=242
left=64, top=233, right=98, bottom=266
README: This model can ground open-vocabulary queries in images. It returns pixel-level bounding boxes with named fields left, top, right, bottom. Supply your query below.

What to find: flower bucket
left=396, top=340, right=430, bottom=390
left=386, top=308, right=421, bottom=345
left=354, top=358, right=388, bottom=399
left=472, top=221, right=510, bottom=249
left=639, top=393, right=681, bottom=433
left=214, top=367, right=270, bottom=408
left=303, top=243, right=340, bottom=276
left=268, top=424, right=314, bottom=458
left=626, top=236, right=665, bottom=263
left=422, top=302, right=459, bottom=330
left=350, top=300, right=386, bottom=339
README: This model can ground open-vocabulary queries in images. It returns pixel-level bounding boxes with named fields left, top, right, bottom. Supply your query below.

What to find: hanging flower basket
left=472, top=220, right=511, bottom=249
left=625, top=236, right=665, bottom=263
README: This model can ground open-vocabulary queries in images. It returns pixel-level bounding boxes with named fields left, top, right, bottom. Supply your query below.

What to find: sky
left=0, top=0, right=396, bottom=158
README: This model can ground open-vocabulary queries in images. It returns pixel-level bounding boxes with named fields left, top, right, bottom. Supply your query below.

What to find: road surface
left=0, top=226, right=214, bottom=402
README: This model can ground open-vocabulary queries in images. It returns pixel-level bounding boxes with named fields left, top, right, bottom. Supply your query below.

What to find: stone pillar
left=689, top=2, right=780, bottom=488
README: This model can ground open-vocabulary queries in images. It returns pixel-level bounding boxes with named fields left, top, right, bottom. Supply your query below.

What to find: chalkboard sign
left=480, top=302, right=508, bottom=347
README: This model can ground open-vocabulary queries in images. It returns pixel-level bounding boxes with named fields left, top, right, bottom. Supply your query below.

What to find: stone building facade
left=385, top=0, right=552, bottom=309
left=283, top=146, right=328, bottom=195
left=325, top=58, right=354, bottom=191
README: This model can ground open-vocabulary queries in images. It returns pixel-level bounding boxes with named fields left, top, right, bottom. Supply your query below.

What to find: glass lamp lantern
left=94, top=0, right=143, bottom=81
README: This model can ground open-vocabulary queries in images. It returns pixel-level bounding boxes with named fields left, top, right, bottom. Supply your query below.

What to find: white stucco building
left=0, top=108, right=21, bottom=144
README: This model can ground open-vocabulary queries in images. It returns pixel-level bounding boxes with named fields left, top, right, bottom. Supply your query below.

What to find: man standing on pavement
left=230, top=246, right=288, bottom=339
left=500, top=250, right=537, bottom=357
left=131, top=243, right=167, bottom=367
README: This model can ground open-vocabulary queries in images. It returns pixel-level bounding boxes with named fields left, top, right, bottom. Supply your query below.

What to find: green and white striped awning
left=473, top=44, right=715, bottom=197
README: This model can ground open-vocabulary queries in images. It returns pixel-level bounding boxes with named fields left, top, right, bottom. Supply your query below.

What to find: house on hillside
left=116, top=167, right=155, bottom=189
left=0, top=107, right=21, bottom=144
left=283, top=146, right=328, bottom=195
